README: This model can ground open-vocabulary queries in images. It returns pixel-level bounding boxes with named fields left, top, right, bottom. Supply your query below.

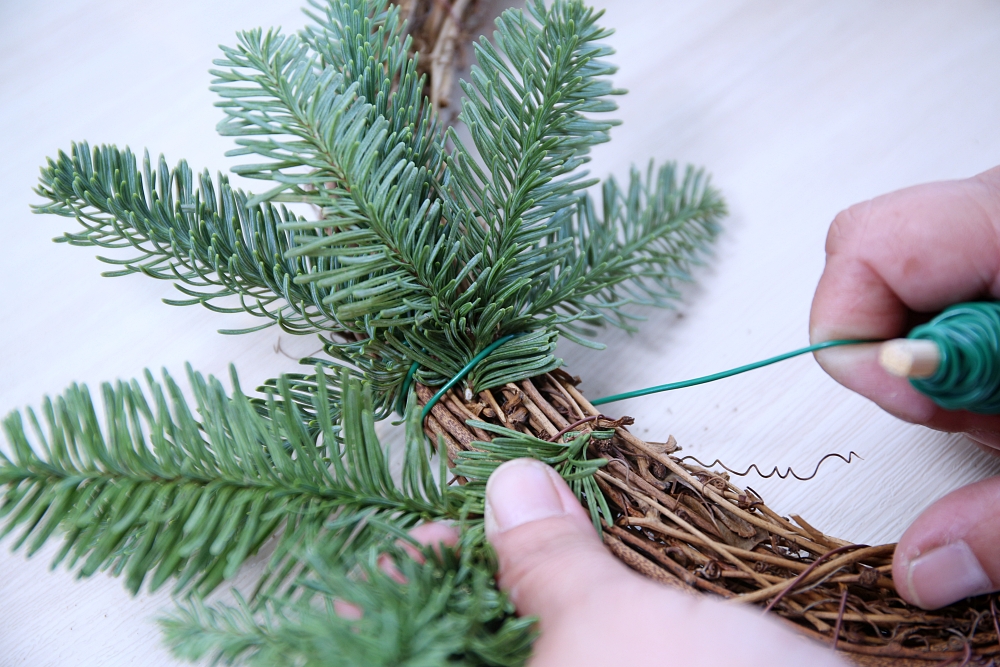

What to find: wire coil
left=908, top=301, right=1000, bottom=414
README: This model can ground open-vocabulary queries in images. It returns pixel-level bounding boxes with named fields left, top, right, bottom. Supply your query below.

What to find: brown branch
left=831, top=586, right=848, bottom=651
left=548, top=414, right=604, bottom=442
left=762, top=544, right=869, bottom=614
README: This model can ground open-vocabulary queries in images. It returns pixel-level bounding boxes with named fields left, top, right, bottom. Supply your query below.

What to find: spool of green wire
left=904, top=301, right=1000, bottom=414
left=592, top=300, right=1000, bottom=414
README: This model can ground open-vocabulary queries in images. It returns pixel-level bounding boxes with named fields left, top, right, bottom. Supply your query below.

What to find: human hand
left=483, top=458, right=846, bottom=666
left=810, top=167, right=1000, bottom=608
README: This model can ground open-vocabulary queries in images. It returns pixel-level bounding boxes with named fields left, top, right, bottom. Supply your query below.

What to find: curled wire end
left=678, top=451, right=863, bottom=481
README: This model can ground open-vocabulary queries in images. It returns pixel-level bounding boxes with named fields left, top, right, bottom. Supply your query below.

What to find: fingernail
left=966, top=428, right=1000, bottom=451
left=905, top=541, right=994, bottom=609
left=485, top=459, right=565, bottom=536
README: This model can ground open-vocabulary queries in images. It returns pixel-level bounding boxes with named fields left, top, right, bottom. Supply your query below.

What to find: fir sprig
left=12, top=0, right=727, bottom=663
left=213, top=1, right=441, bottom=203
left=447, top=0, right=623, bottom=322
left=0, top=363, right=604, bottom=604
left=0, top=366, right=455, bottom=597
left=32, top=0, right=724, bottom=416
left=556, top=163, right=725, bottom=334
left=162, top=541, right=535, bottom=667
left=34, top=144, right=335, bottom=336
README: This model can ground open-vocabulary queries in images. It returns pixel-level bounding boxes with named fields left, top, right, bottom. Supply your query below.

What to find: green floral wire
left=401, top=301, right=1000, bottom=419
left=907, top=301, right=1000, bottom=414
left=398, top=334, right=523, bottom=419
left=402, top=337, right=874, bottom=417
left=396, top=361, right=421, bottom=416
left=589, top=339, right=875, bottom=406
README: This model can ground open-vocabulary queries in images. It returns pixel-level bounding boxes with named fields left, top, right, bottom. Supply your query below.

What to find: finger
left=810, top=338, right=1000, bottom=442
left=400, top=522, right=460, bottom=562
left=968, top=436, right=1000, bottom=457
left=333, top=599, right=364, bottom=620
left=337, top=522, right=460, bottom=618
left=484, top=459, right=847, bottom=666
left=484, top=458, right=636, bottom=619
left=810, top=168, right=1000, bottom=433
left=893, top=476, right=1000, bottom=609
left=377, top=522, right=461, bottom=584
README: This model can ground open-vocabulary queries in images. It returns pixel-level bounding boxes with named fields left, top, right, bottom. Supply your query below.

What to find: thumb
left=484, top=458, right=634, bottom=619
left=893, top=475, right=1000, bottom=609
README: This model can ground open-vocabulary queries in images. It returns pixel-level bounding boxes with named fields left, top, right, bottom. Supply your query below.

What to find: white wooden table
left=2, top=1, right=999, bottom=664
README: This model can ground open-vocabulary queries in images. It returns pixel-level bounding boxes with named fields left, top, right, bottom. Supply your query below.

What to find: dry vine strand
left=678, top=451, right=863, bottom=481
left=416, top=370, right=1000, bottom=665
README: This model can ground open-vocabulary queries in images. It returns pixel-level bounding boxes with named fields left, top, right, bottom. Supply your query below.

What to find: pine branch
left=0, top=358, right=608, bottom=603
left=31, top=0, right=724, bottom=407
left=0, top=366, right=453, bottom=597
left=32, top=0, right=727, bottom=409
left=534, top=162, right=726, bottom=338
left=301, top=0, right=437, bottom=164
left=212, top=19, right=473, bottom=343
left=446, top=0, right=623, bottom=338
left=14, top=1, right=740, bottom=664
left=213, top=0, right=441, bottom=206
left=33, top=143, right=338, bottom=336
left=453, top=420, right=611, bottom=531
left=162, top=542, right=535, bottom=667
left=157, top=387, right=611, bottom=667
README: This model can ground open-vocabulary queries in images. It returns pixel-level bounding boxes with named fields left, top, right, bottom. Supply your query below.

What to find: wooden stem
left=879, top=338, right=941, bottom=378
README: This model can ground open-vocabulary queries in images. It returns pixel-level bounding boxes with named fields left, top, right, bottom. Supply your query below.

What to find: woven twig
left=395, top=0, right=514, bottom=123
left=418, top=372, right=1000, bottom=666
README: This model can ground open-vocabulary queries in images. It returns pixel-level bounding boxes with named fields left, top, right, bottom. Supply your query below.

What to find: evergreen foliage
left=0, top=367, right=435, bottom=596
left=2, top=366, right=604, bottom=665
left=162, top=541, right=536, bottom=667
left=7, top=0, right=726, bottom=663
left=35, top=144, right=332, bottom=336
left=33, top=0, right=723, bottom=419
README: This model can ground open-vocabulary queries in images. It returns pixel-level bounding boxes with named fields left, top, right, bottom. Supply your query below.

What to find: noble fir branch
left=211, top=0, right=491, bottom=387
left=455, top=420, right=612, bottom=531
left=162, top=541, right=535, bottom=667
left=300, top=0, right=440, bottom=169
left=159, top=416, right=611, bottom=667
left=0, top=359, right=608, bottom=602
left=211, top=0, right=462, bottom=340
left=213, top=0, right=441, bottom=206
left=0, top=366, right=459, bottom=598
left=33, top=143, right=338, bottom=336
left=445, top=0, right=623, bottom=329
left=32, top=0, right=725, bottom=412
left=538, top=162, right=725, bottom=337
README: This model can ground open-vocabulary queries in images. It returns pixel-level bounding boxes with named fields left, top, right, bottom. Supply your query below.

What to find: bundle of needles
left=4, top=1, right=999, bottom=665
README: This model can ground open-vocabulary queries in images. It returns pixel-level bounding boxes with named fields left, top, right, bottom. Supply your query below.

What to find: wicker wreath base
left=416, top=370, right=1000, bottom=666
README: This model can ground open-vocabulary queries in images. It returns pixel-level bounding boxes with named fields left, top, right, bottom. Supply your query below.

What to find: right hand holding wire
left=810, top=166, right=1000, bottom=608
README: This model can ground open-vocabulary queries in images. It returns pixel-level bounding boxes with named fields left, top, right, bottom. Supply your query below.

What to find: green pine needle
left=0, top=363, right=604, bottom=610
left=15, top=0, right=727, bottom=663
left=32, top=0, right=725, bottom=415
left=0, top=367, right=454, bottom=597
left=161, top=541, right=535, bottom=667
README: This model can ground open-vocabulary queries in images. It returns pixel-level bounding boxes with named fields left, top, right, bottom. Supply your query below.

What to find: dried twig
left=417, top=371, right=1000, bottom=664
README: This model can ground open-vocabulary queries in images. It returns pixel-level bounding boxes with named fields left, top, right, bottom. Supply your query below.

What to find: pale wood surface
left=3, top=1, right=1000, bottom=665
